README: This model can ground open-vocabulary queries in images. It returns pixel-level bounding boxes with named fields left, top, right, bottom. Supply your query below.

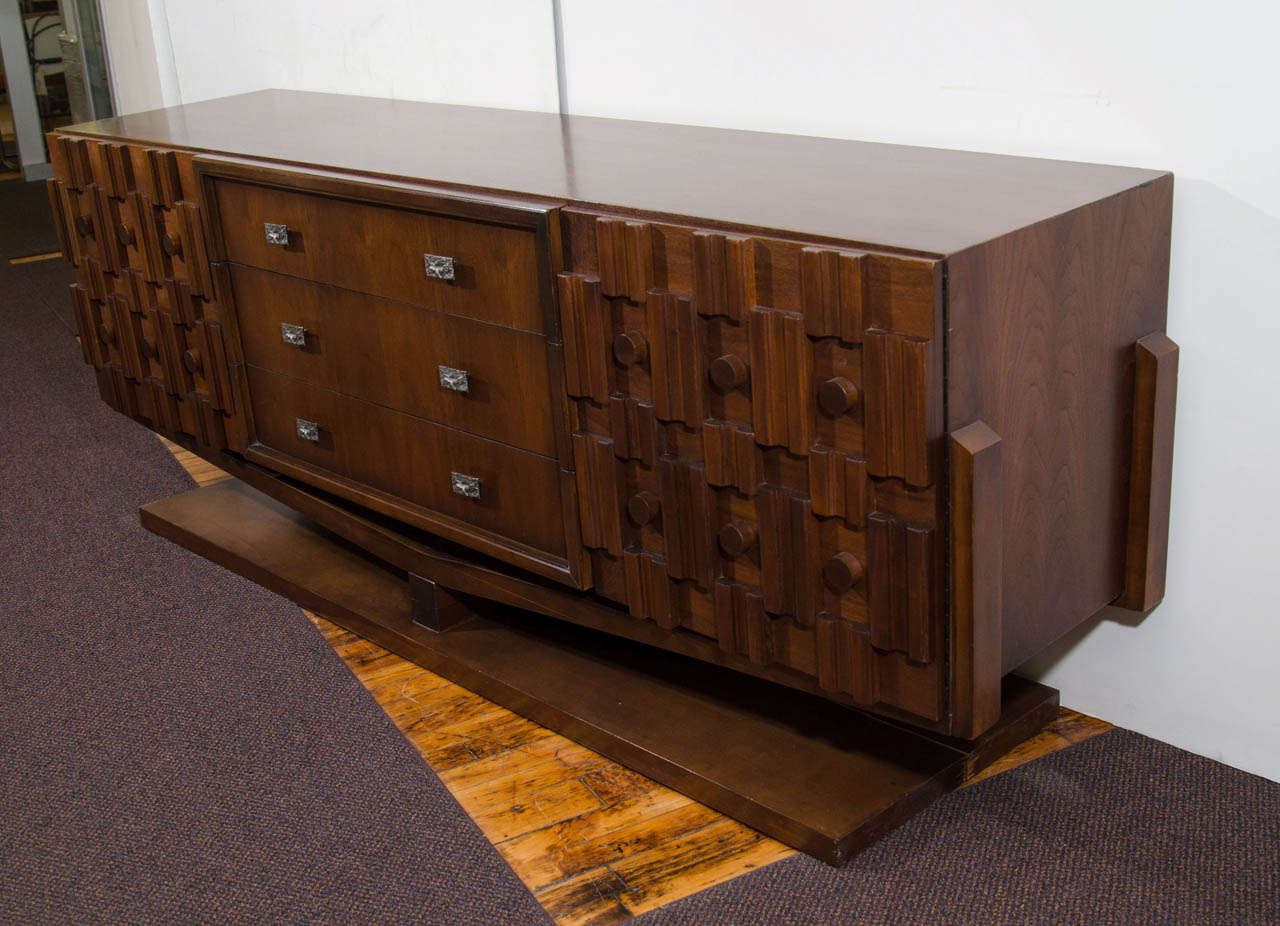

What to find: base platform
left=141, top=478, right=1059, bottom=865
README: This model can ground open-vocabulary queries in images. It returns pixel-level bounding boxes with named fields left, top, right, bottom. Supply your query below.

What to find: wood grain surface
left=157, top=437, right=1111, bottom=923
left=63, top=90, right=1166, bottom=256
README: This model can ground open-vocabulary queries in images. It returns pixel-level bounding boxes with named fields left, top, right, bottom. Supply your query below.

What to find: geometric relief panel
left=48, top=133, right=240, bottom=452
left=558, top=209, right=943, bottom=720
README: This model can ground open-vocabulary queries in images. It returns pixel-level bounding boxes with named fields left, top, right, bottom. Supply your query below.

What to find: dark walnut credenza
left=44, top=90, right=1177, bottom=862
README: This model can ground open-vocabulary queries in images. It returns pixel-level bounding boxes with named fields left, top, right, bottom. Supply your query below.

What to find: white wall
left=103, top=0, right=558, bottom=114
left=102, top=0, right=1280, bottom=781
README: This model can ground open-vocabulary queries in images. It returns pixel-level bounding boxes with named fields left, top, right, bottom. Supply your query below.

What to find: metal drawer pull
left=295, top=418, right=321, bottom=442
left=423, top=253, right=457, bottom=281
left=264, top=222, right=291, bottom=245
left=438, top=364, right=469, bottom=393
left=281, top=323, right=307, bottom=346
left=451, top=472, right=481, bottom=499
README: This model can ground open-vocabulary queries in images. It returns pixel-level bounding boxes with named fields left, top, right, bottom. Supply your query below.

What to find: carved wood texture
left=561, top=210, right=945, bottom=723
left=47, top=134, right=242, bottom=452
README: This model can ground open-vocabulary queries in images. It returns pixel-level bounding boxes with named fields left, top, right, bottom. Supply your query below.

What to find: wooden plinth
left=141, top=479, right=1059, bottom=865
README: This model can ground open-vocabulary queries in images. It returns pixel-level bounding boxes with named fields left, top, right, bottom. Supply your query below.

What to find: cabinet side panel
left=946, top=175, right=1174, bottom=672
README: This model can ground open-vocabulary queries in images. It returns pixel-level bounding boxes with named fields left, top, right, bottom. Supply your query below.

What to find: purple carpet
left=0, top=181, right=549, bottom=923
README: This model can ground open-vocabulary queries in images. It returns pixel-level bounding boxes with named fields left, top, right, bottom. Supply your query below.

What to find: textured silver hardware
left=451, top=472, right=481, bottom=499
left=295, top=418, right=320, bottom=442
left=423, top=253, right=457, bottom=281
left=264, top=222, right=290, bottom=245
left=438, top=365, right=470, bottom=394
left=281, top=323, right=307, bottom=347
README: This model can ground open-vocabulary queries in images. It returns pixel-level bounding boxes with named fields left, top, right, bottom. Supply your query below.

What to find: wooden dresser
left=45, top=91, right=1176, bottom=856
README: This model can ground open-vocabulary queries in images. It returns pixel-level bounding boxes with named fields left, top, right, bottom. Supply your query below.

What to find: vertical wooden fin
left=864, top=331, right=932, bottom=486
left=714, top=580, right=771, bottom=664
left=103, top=142, right=137, bottom=199
left=147, top=148, right=183, bottom=206
left=596, top=218, right=653, bottom=302
left=176, top=202, right=214, bottom=299
left=808, top=448, right=870, bottom=527
left=197, top=319, right=236, bottom=413
left=949, top=420, right=1003, bottom=739
left=46, top=180, right=73, bottom=262
left=623, top=551, right=675, bottom=629
left=815, top=613, right=876, bottom=704
left=800, top=247, right=866, bottom=342
left=46, top=132, right=70, bottom=184
left=62, top=136, right=92, bottom=189
left=69, top=284, right=100, bottom=367
left=749, top=308, right=813, bottom=454
left=867, top=513, right=934, bottom=662
left=88, top=185, right=120, bottom=273
left=126, top=190, right=165, bottom=284
left=165, top=278, right=201, bottom=328
left=648, top=291, right=705, bottom=426
left=557, top=273, right=610, bottom=404
left=608, top=396, right=657, bottom=465
left=657, top=456, right=713, bottom=588
left=572, top=432, right=623, bottom=556
left=702, top=421, right=762, bottom=496
left=154, top=308, right=186, bottom=395
left=108, top=294, right=144, bottom=381
left=757, top=487, right=819, bottom=627
left=692, top=232, right=758, bottom=323
left=1116, top=334, right=1179, bottom=612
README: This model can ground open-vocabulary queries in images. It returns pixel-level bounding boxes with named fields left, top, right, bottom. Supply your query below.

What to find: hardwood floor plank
left=617, top=833, right=792, bottom=916
left=471, top=777, right=606, bottom=843
left=504, top=800, right=724, bottom=889
left=534, top=868, right=632, bottom=926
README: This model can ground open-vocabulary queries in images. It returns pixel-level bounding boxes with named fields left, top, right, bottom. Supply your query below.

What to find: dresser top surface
left=65, top=89, right=1168, bottom=256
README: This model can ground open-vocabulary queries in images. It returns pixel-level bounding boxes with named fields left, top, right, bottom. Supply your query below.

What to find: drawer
left=244, top=366, right=568, bottom=565
left=212, top=178, right=545, bottom=333
left=230, top=265, right=557, bottom=457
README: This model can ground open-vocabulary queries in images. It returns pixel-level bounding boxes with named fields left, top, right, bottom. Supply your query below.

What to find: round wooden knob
left=161, top=232, right=182, bottom=257
left=140, top=337, right=158, bottom=360
left=823, top=552, right=865, bottom=593
left=718, top=520, right=758, bottom=557
left=182, top=349, right=203, bottom=375
left=709, top=354, right=749, bottom=392
left=627, top=490, right=661, bottom=526
left=97, top=321, right=115, bottom=346
left=818, top=377, right=859, bottom=418
left=74, top=215, right=94, bottom=238
left=116, top=222, right=136, bottom=247
left=613, top=330, right=648, bottom=366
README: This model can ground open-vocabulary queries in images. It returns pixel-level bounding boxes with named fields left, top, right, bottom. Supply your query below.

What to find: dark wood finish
left=209, top=176, right=547, bottom=334
left=949, top=421, right=1004, bottom=739
left=1116, top=333, right=1179, bottom=611
left=409, top=573, right=477, bottom=633
left=63, top=89, right=1165, bottom=256
left=140, top=478, right=1059, bottom=865
left=228, top=265, right=558, bottom=457
left=242, top=366, right=572, bottom=576
left=947, top=175, right=1174, bottom=672
left=559, top=209, right=947, bottom=728
left=51, top=92, right=1174, bottom=745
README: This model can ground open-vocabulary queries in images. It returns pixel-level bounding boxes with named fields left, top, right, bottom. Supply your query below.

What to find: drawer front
left=213, top=179, right=545, bottom=333
left=245, top=366, right=567, bottom=562
left=231, top=265, right=557, bottom=457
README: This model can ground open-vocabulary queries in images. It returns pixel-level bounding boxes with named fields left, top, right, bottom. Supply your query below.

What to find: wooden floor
left=158, top=438, right=1113, bottom=923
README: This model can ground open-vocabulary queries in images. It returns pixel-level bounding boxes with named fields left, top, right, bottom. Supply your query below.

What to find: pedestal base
left=141, top=479, right=1059, bottom=865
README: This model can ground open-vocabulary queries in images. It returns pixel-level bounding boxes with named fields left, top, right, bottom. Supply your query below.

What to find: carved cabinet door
left=558, top=210, right=950, bottom=727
